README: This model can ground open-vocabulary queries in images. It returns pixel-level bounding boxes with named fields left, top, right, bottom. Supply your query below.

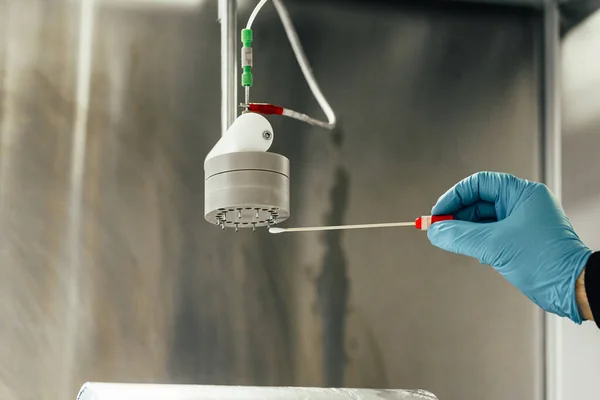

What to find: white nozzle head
left=205, top=113, right=273, bottom=161
left=268, top=227, right=286, bottom=234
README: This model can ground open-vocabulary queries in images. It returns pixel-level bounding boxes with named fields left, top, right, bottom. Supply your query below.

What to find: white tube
left=244, top=0, right=337, bottom=130
left=246, top=0, right=268, bottom=29
left=272, top=0, right=336, bottom=129
left=76, top=383, right=438, bottom=400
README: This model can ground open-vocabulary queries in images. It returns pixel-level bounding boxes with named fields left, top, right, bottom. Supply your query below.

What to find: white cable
left=246, top=0, right=268, bottom=29
left=282, top=108, right=332, bottom=129
left=272, top=0, right=337, bottom=129
left=245, top=0, right=337, bottom=130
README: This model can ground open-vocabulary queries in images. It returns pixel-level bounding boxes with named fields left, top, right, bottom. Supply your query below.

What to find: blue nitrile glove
left=427, top=171, right=592, bottom=323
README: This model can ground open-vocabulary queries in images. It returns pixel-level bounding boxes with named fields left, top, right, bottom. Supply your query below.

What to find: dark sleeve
left=584, top=251, right=600, bottom=328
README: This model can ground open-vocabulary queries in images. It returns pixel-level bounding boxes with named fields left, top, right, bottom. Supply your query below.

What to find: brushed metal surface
left=561, top=11, right=600, bottom=400
left=0, top=1, right=542, bottom=400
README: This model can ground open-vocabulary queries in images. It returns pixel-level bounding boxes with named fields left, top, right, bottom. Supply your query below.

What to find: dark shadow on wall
left=317, top=166, right=350, bottom=387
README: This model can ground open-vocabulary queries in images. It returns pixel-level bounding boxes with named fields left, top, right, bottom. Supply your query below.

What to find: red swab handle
left=415, top=215, right=454, bottom=231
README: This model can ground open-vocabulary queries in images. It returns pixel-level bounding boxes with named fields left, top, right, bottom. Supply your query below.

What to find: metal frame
left=219, top=0, right=238, bottom=135
left=542, top=3, right=562, bottom=400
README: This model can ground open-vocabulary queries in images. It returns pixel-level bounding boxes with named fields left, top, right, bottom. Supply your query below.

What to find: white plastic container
left=76, top=383, right=438, bottom=400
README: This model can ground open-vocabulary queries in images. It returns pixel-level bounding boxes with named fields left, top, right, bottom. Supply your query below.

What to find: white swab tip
left=269, top=227, right=286, bottom=234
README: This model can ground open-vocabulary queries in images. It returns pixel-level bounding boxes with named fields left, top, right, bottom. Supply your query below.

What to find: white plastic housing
left=205, top=112, right=273, bottom=161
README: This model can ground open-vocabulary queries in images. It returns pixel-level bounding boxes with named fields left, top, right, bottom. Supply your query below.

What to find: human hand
left=427, top=172, right=592, bottom=323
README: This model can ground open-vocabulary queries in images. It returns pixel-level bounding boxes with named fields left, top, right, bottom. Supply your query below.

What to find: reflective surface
left=561, top=10, right=600, bottom=400
left=77, top=382, right=438, bottom=400
left=0, top=1, right=542, bottom=400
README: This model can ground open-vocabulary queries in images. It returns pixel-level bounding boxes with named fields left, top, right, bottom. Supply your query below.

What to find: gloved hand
left=427, top=171, right=592, bottom=323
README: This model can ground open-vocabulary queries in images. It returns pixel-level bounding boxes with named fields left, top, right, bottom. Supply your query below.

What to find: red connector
left=245, top=102, right=334, bottom=129
left=247, top=103, right=284, bottom=115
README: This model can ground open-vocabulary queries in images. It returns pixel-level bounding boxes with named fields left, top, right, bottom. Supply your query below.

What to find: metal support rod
left=542, top=3, right=562, bottom=400
left=219, top=0, right=237, bottom=135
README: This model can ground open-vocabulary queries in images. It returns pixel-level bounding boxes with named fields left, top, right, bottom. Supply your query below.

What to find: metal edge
left=541, top=3, right=562, bottom=400
left=219, top=0, right=237, bottom=135
left=204, top=152, right=290, bottom=179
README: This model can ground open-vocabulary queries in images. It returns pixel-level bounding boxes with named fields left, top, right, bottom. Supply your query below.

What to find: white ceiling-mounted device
left=206, top=0, right=336, bottom=231
left=204, top=112, right=290, bottom=231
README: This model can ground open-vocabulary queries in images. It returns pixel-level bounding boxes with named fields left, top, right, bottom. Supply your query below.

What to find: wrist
left=576, top=268, right=594, bottom=321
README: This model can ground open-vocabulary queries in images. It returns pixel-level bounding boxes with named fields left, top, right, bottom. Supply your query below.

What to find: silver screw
left=262, top=131, right=272, bottom=140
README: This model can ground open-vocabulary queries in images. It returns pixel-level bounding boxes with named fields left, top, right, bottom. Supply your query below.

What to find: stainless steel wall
left=0, top=1, right=543, bottom=400
left=561, top=10, right=600, bottom=400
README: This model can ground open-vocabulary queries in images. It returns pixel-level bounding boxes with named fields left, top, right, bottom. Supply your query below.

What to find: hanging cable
left=246, top=0, right=268, bottom=29
left=243, top=0, right=337, bottom=130
left=246, top=103, right=332, bottom=129
left=271, top=0, right=336, bottom=129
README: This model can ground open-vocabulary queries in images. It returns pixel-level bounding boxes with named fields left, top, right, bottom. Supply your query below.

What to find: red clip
left=247, top=103, right=285, bottom=115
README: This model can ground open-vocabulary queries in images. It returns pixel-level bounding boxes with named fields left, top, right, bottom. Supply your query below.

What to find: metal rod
left=541, top=4, right=561, bottom=400
left=269, top=221, right=415, bottom=234
left=219, top=0, right=237, bottom=135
